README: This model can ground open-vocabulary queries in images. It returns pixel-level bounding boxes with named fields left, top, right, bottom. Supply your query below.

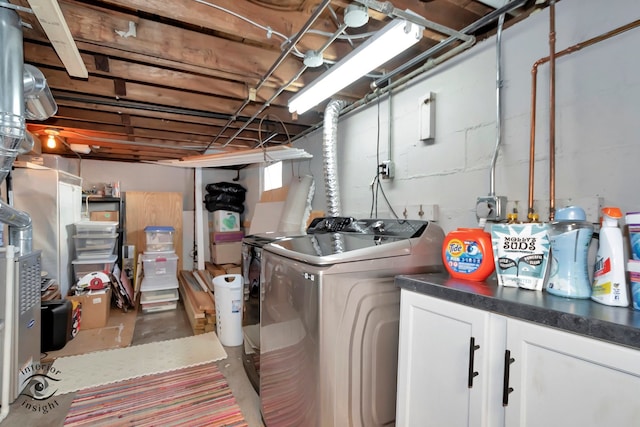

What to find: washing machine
left=241, top=231, right=306, bottom=392
left=259, top=217, right=445, bottom=426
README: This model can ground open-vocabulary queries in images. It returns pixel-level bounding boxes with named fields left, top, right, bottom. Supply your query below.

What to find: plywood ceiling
left=9, top=0, right=543, bottom=163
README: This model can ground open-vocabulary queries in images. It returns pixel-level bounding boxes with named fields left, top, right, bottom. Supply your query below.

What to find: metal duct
left=322, top=99, right=347, bottom=217
left=0, top=7, right=33, bottom=254
left=0, top=7, right=25, bottom=185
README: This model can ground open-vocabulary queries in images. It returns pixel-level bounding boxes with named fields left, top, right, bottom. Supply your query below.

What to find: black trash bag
left=205, top=201, right=245, bottom=214
left=205, top=182, right=247, bottom=196
left=204, top=192, right=245, bottom=206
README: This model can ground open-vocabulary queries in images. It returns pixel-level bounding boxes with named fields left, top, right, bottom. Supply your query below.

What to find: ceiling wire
left=203, top=0, right=333, bottom=152
left=193, top=0, right=376, bottom=60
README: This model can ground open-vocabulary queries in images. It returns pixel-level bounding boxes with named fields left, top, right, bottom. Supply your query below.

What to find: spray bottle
left=591, top=207, right=629, bottom=306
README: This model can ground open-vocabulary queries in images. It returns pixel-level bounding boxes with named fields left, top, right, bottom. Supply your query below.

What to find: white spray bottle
left=591, top=207, right=629, bottom=306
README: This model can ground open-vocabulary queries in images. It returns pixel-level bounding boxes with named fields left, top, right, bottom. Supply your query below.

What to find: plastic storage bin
left=72, top=255, right=117, bottom=282
left=141, top=252, right=178, bottom=279
left=141, top=301, right=178, bottom=313
left=75, top=221, right=118, bottom=236
left=140, top=276, right=179, bottom=292
left=74, top=234, right=117, bottom=258
left=145, top=226, right=175, bottom=252
left=140, top=288, right=179, bottom=304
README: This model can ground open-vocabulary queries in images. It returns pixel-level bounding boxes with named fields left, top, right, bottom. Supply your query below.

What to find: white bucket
left=213, top=274, right=244, bottom=346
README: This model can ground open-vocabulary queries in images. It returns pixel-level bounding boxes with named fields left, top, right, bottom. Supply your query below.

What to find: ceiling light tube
left=288, top=18, right=423, bottom=115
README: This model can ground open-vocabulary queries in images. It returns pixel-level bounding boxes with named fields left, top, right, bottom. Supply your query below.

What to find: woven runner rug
left=53, top=332, right=227, bottom=395
left=64, top=362, right=247, bottom=426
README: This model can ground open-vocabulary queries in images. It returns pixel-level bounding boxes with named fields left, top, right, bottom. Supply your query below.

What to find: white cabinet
left=397, top=290, right=640, bottom=427
left=504, top=318, right=640, bottom=427
left=12, top=166, right=82, bottom=297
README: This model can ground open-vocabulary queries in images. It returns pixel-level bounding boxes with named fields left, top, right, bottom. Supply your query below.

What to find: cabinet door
left=397, top=291, right=498, bottom=427
left=504, top=318, right=640, bottom=427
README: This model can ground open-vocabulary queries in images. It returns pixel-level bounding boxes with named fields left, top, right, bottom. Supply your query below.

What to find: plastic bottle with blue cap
left=545, top=206, right=594, bottom=298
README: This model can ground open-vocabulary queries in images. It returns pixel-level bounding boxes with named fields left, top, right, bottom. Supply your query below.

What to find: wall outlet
left=379, top=160, right=394, bottom=179
left=476, top=195, right=507, bottom=222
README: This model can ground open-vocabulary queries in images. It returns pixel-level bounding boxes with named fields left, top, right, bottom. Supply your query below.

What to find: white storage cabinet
left=11, top=166, right=82, bottom=297
left=396, top=290, right=640, bottom=427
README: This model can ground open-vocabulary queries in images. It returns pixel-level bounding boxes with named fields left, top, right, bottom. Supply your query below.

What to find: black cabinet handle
left=502, top=349, right=515, bottom=406
left=467, top=337, right=480, bottom=388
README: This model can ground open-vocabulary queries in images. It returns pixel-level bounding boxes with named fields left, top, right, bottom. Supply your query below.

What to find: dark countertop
left=396, top=273, right=640, bottom=350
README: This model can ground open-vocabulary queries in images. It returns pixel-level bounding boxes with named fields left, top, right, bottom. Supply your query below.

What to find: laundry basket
left=213, top=274, right=244, bottom=346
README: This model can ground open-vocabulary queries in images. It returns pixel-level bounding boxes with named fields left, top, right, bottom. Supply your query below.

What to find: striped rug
left=64, top=362, right=247, bottom=427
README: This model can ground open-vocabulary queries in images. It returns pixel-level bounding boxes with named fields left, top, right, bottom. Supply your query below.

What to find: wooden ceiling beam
left=38, top=67, right=304, bottom=123
left=52, top=98, right=313, bottom=131
left=23, top=42, right=289, bottom=103
left=50, top=1, right=305, bottom=87
left=94, top=0, right=349, bottom=60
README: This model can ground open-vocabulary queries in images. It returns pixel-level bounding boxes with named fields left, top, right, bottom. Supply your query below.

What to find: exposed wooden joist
left=26, top=0, right=88, bottom=77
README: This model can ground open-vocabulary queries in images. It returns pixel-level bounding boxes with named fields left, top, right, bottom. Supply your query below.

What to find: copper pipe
left=549, top=1, right=556, bottom=221
left=528, top=64, right=538, bottom=219
left=527, top=9, right=640, bottom=220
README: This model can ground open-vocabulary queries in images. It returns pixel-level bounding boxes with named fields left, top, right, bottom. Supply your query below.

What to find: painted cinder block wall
left=293, top=0, right=640, bottom=234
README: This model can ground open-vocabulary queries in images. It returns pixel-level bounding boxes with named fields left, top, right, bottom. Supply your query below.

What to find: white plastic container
left=140, top=276, right=179, bottom=292
left=74, top=234, right=117, bottom=258
left=72, top=255, right=117, bottom=282
left=141, top=252, right=178, bottom=279
left=75, top=221, right=118, bottom=236
left=213, top=274, right=243, bottom=346
left=592, top=207, right=629, bottom=306
left=140, top=288, right=179, bottom=304
left=144, top=226, right=175, bottom=252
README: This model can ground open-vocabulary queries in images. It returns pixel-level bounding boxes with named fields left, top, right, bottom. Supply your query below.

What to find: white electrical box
left=419, top=92, right=436, bottom=142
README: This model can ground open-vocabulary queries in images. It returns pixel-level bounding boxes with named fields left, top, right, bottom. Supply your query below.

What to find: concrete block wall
left=294, top=0, right=640, bottom=233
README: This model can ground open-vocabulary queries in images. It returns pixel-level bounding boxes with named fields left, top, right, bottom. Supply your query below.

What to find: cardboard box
left=210, top=241, right=242, bottom=265
left=210, top=230, right=244, bottom=243
left=67, top=288, right=112, bottom=330
left=90, top=210, right=119, bottom=222
left=210, top=210, right=241, bottom=232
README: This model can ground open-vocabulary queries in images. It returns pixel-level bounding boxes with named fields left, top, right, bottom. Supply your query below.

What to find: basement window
left=263, top=161, right=282, bottom=192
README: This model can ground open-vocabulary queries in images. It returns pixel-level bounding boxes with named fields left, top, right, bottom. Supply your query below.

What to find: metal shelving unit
left=82, top=195, right=126, bottom=269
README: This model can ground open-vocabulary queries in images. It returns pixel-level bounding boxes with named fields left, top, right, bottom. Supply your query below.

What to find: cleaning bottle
left=443, top=227, right=494, bottom=281
left=591, top=207, right=629, bottom=306
left=546, top=206, right=593, bottom=299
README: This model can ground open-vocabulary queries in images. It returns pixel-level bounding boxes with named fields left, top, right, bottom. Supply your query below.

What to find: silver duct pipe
left=0, top=7, right=35, bottom=255
left=322, top=99, right=347, bottom=217
left=0, top=7, right=25, bottom=185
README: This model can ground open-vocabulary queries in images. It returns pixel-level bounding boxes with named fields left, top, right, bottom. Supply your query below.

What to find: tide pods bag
left=491, top=223, right=550, bottom=290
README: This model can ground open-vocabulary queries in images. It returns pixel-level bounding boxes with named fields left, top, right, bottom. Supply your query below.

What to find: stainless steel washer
left=260, top=217, right=445, bottom=426
left=241, top=231, right=306, bottom=393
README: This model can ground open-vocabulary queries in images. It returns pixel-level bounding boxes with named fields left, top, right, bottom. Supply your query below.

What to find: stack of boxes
left=210, top=210, right=243, bottom=270
left=69, top=220, right=118, bottom=329
left=140, top=226, right=180, bottom=313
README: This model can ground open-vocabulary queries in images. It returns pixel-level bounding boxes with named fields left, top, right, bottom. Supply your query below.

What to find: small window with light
left=263, top=161, right=282, bottom=192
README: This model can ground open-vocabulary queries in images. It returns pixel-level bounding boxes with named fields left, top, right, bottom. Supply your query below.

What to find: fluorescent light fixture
left=288, top=18, right=423, bottom=114
left=154, top=146, right=313, bottom=168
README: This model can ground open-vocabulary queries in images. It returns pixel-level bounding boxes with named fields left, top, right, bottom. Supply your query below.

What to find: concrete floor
left=1, top=300, right=264, bottom=427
